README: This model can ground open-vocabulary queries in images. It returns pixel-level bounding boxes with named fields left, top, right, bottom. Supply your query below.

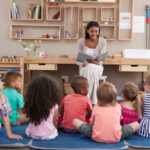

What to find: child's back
left=60, top=76, right=92, bottom=131
left=120, top=82, right=141, bottom=125
left=24, top=74, right=61, bottom=140
left=61, top=94, right=92, bottom=130
left=92, top=103, right=122, bottom=143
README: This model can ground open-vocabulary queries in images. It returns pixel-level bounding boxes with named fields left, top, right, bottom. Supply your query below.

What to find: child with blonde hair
left=59, top=75, right=92, bottom=133
left=120, top=82, right=142, bottom=125
left=0, top=81, right=22, bottom=139
left=24, top=74, right=61, bottom=140
left=138, top=74, right=150, bottom=137
left=2, top=71, right=28, bottom=125
left=73, top=82, right=139, bottom=143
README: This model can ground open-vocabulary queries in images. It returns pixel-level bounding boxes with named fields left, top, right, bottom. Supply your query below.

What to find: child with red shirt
left=120, top=82, right=142, bottom=125
left=59, top=75, right=92, bottom=133
left=73, top=82, right=139, bottom=143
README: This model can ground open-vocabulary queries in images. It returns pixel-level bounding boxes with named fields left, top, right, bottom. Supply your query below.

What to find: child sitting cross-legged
left=120, top=82, right=142, bottom=125
left=59, top=75, right=92, bottom=133
left=2, top=71, right=28, bottom=125
left=0, top=81, right=22, bottom=139
left=24, top=74, right=61, bottom=140
left=73, top=82, right=140, bottom=143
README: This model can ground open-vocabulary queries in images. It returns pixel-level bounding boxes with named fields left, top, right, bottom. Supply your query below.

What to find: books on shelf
left=76, top=52, right=108, bottom=63
left=11, top=2, right=20, bottom=19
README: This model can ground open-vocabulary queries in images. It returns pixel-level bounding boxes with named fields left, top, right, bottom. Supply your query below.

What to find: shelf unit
left=101, top=7, right=115, bottom=23
left=64, top=6, right=79, bottom=40
left=100, top=24, right=116, bottom=40
left=46, top=5, right=61, bottom=21
left=118, top=0, right=134, bottom=40
left=10, top=24, right=61, bottom=40
left=82, top=7, right=97, bottom=22
left=10, top=0, right=44, bottom=21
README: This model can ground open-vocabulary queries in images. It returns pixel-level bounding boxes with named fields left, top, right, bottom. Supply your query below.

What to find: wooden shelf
left=10, top=0, right=44, bottom=21
left=82, top=7, right=97, bottom=22
left=101, top=7, right=116, bottom=23
left=10, top=24, right=61, bottom=40
left=118, top=0, right=134, bottom=40
left=100, top=24, right=116, bottom=40
left=46, top=5, right=61, bottom=21
left=64, top=6, right=79, bottom=40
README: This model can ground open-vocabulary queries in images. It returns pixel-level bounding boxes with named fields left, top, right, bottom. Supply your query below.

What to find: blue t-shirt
left=2, top=88, right=24, bottom=124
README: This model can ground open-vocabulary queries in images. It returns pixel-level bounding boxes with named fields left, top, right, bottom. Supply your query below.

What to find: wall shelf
left=82, top=7, right=97, bottom=22
left=10, top=0, right=44, bottom=21
left=10, top=24, right=61, bottom=40
left=64, top=6, right=79, bottom=40
left=46, top=5, right=61, bottom=21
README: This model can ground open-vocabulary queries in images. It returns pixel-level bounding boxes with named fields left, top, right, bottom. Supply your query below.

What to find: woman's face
left=87, top=26, right=99, bottom=40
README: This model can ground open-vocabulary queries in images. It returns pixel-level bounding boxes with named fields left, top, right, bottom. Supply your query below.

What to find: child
left=24, top=74, right=61, bottom=140
left=59, top=75, right=92, bottom=133
left=138, top=74, right=150, bottom=137
left=120, top=82, right=142, bottom=125
left=2, top=71, right=28, bottom=125
left=0, top=81, right=22, bottom=139
left=73, top=82, right=139, bottom=143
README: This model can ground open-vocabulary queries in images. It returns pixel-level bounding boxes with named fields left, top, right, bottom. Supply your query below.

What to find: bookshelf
left=10, top=0, right=44, bottom=21
left=9, top=0, right=121, bottom=41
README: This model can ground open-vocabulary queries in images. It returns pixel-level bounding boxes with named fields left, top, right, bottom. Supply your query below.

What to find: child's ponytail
left=134, top=95, right=142, bottom=116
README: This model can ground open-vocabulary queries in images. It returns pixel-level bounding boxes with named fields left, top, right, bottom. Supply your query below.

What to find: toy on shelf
left=1, top=56, right=20, bottom=63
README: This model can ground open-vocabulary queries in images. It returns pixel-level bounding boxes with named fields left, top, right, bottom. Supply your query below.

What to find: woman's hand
left=82, top=64, right=87, bottom=67
left=86, top=59, right=99, bottom=65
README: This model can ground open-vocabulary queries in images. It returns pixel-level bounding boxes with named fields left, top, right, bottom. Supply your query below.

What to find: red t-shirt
left=61, top=94, right=92, bottom=129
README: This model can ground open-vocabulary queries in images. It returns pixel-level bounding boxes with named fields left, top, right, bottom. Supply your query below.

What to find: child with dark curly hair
left=24, top=74, right=62, bottom=140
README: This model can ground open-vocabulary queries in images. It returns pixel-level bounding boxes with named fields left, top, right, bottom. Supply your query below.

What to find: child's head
left=71, top=75, right=89, bottom=96
left=24, top=74, right=61, bottom=126
left=122, top=82, right=138, bottom=102
left=122, top=82, right=142, bottom=116
left=144, top=74, right=150, bottom=93
left=97, top=82, right=117, bottom=106
left=4, top=71, right=22, bottom=89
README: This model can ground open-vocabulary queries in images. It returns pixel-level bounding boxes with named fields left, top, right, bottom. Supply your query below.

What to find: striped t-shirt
left=137, top=93, right=150, bottom=137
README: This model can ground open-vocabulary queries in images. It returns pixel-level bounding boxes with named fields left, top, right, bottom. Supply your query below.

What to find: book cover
left=76, top=52, right=108, bottom=63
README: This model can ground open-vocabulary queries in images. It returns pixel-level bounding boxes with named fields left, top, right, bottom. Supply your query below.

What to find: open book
left=76, top=52, right=108, bottom=63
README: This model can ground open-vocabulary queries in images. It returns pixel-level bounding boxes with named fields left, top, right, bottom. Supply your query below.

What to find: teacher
left=76, top=21, right=107, bottom=105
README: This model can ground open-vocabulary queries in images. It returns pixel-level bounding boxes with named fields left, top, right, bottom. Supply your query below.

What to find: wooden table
left=21, top=57, right=150, bottom=92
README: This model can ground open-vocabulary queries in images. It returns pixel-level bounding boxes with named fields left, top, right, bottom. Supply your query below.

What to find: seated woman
left=76, top=21, right=107, bottom=105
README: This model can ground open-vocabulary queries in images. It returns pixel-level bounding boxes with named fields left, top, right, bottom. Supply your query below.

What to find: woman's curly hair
left=23, top=74, right=61, bottom=126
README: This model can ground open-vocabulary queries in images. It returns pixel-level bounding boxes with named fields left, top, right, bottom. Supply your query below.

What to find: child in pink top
left=24, top=74, right=62, bottom=140
left=59, top=76, right=92, bottom=133
left=120, top=82, right=142, bottom=125
left=73, top=82, right=140, bottom=143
